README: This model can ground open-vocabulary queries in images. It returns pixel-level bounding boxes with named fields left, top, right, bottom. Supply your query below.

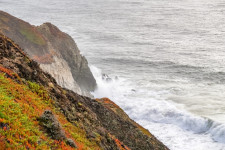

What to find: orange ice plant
left=0, top=72, right=101, bottom=149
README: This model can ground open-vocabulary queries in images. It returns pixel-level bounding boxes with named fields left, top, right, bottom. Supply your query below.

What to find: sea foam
left=90, top=65, right=225, bottom=150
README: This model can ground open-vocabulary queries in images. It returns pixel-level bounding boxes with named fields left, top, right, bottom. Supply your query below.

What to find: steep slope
left=0, top=11, right=96, bottom=97
left=0, top=33, right=168, bottom=149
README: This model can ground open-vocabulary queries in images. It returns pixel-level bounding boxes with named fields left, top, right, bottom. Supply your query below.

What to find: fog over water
left=1, top=0, right=225, bottom=149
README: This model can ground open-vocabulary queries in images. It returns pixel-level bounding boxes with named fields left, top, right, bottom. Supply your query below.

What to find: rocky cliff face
left=0, top=11, right=96, bottom=97
left=40, top=56, right=82, bottom=95
left=0, top=33, right=168, bottom=149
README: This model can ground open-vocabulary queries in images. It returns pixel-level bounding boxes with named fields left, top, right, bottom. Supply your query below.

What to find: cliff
left=0, top=33, right=168, bottom=149
left=0, top=11, right=96, bottom=97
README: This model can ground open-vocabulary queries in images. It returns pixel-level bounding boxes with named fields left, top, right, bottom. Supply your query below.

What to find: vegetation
left=0, top=73, right=101, bottom=149
left=19, top=26, right=46, bottom=46
left=108, top=134, right=131, bottom=150
left=0, top=23, right=169, bottom=150
left=96, top=98, right=152, bottom=137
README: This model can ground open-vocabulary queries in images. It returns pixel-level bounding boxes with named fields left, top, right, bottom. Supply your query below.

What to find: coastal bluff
left=0, top=10, right=96, bottom=97
left=0, top=32, right=168, bottom=149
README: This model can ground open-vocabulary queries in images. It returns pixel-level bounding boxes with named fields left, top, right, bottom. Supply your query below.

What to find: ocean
left=1, top=0, right=225, bottom=149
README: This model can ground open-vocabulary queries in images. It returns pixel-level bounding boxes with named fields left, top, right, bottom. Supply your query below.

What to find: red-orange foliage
left=0, top=135, right=6, bottom=150
left=114, top=138, right=131, bottom=150
left=0, top=118, right=5, bottom=123
left=107, top=133, right=131, bottom=150
left=0, top=66, right=21, bottom=82
left=0, top=73, right=101, bottom=149
left=76, top=142, right=84, bottom=150
left=0, top=66, right=13, bottom=77
left=96, top=97, right=120, bottom=109
left=54, top=140, right=74, bottom=150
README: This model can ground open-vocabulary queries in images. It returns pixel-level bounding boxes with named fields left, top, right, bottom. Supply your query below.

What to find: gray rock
left=66, top=139, right=77, bottom=148
left=38, top=110, right=66, bottom=140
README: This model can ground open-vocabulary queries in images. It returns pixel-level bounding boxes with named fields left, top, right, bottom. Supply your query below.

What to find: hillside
left=0, top=11, right=96, bottom=97
left=0, top=33, right=168, bottom=149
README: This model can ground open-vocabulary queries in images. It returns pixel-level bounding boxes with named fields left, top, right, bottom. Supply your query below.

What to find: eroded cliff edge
left=0, top=33, right=169, bottom=149
left=0, top=11, right=96, bottom=97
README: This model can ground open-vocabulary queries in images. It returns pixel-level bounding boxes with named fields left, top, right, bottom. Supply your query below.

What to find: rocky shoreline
left=0, top=10, right=169, bottom=149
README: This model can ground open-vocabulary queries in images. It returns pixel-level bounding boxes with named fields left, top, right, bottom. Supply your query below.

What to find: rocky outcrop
left=38, top=110, right=67, bottom=140
left=0, top=33, right=168, bottom=149
left=0, top=11, right=96, bottom=97
left=38, top=110, right=77, bottom=148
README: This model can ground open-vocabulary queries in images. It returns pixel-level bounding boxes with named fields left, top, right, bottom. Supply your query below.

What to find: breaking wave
left=90, top=65, right=225, bottom=150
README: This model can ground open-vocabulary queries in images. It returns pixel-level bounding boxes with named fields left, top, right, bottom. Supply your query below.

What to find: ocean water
left=1, top=0, right=225, bottom=149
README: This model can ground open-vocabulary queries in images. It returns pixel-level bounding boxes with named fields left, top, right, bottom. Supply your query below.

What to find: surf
left=90, top=65, right=225, bottom=150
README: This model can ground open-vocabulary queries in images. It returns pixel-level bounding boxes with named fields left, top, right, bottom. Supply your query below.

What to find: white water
left=1, top=0, right=225, bottom=149
left=91, top=65, right=225, bottom=150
